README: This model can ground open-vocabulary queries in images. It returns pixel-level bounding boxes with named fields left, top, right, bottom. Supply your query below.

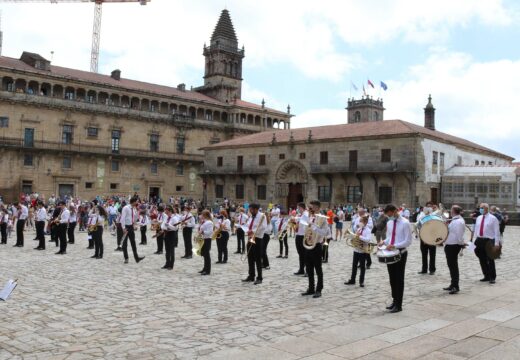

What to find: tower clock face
left=189, top=173, right=196, bottom=180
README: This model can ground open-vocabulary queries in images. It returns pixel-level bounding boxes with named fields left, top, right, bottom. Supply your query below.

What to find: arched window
left=354, top=111, right=361, bottom=122
left=374, top=111, right=379, bottom=121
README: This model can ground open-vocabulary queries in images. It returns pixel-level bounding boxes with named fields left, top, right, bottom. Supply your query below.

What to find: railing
left=204, top=44, right=244, bottom=55
left=310, top=161, right=415, bottom=174
left=199, top=166, right=269, bottom=176
left=0, top=136, right=204, bottom=163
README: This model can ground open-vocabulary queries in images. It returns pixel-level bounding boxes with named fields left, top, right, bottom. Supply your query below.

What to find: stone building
left=202, top=96, right=514, bottom=210
left=0, top=9, right=291, bottom=202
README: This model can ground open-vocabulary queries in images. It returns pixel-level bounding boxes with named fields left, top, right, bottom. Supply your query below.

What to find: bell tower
left=346, top=96, right=385, bottom=124
left=197, top=9, right=245, bottom=102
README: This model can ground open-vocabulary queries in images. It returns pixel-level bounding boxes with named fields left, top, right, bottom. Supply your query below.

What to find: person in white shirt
left=115, top=207, right=124, bottom=252
left=181, top=205, right=196, bottom=259
left=294, top=202, right=309, bottom=276
left=216, top=209, right=231, bottom=264
left=14, top=202, right=29, bottom=247
left=67, top=205, right=77, bottom=244
left=345, top=216, right=372, bottom=288
left=335, top=208, right=344, bottom=242
left=262, top=214, right=273, bottom=270
left=276, top=213, right=289, bottom=259
left=91, top=205, right=107, bottom=259
left=121, top=197, right=145, bottom=264
left=161, top=205, right=178, bottom=270
left=270, top=205, right=281, bottom=238
left=234, top=207, right=248, bottom=254
left=0, top=205, right=10, bottom=245
left=56, top=201, right=70, bottom=255
left=378, top=204, right=413, bottom=313
left=198, top=210, right=214, bottom=275
left=153, top=205, right=165, bottom=255
left=417, top=202, right=437, bottom=275
left=242, top=204, right=267, bottom=285
left=473, top=203, right=501, bottom=284
left=138, top=210, right=149, bottom=245
left=444, top=205, right=466, bottom=294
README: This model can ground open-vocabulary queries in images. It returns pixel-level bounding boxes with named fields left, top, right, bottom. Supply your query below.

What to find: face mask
left=479, top=208, right=484, bottom=215
left=387, top=216, right=395, bottom=221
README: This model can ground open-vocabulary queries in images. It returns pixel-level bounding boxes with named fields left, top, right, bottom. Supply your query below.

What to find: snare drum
left=418, top=215, right=448, bottom=246
left=377, top=246, right=401, bottom=264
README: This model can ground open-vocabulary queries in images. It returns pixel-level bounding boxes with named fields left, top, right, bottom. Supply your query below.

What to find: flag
left=351, top=81, right=358, bottom=91
left=380, top=81, right=388, bottom=91
left=367, top=79, right=375, bottom=88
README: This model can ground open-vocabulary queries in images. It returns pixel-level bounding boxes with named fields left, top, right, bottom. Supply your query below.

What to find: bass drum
left=418, top=215, right=448, bottom=246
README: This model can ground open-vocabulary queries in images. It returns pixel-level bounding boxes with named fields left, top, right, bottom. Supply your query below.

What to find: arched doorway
left=275, top=160, right=308, bottom=211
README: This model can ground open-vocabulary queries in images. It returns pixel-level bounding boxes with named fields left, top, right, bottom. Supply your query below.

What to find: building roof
left=211, top=9, right=238, bottom=45
left=443, top=165, right=520, bottom=179
left=202, top=119, right=514, bottom=160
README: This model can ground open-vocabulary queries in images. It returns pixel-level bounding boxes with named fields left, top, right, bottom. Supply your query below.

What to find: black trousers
left=183, top=227, right=193, bottom=256
left=1, top=222, right=7, bottom=243
left=262, top=233, right=270, bottom=267
left=140, top=225, right=147, bottom=244
left=366, top=253, right=372, bottom=267
left=93, top=226, right=104, bottom=257
left=305, top=243, right=323, bottom=292
left=247, top=236, right=264, bottom=280
left=51, top=224, right=58, bottom=245
left=350, top=251, right=366, bottom=284
left=322, top=243, right=329, bottom=261
left=445, top=244, right=462, bottom=289
left=156, top=232, right=164, bottom=253
left=122, top=226, right=140, bottom=261
left=36, top=221, right=45, bottom=249
left=295, top=235, right=305, bottom=273
left=202, top=238, right=212, bottom=274
left=387, top=251, right=408, bottom=308
left=279, top=233, right=288, bottom=256
left=164, top=231, right=176, bottom=268
left=16, top=219, right=25, bottom=246
left=217, top=231, right=229, bottom=262
left=67, top=222, right=76, bottom=243
left=116, top=224, right=124, bottom=247
left=236, top=228, right=245, bottom=253
left=57, top=223, right=68, bottom=253
left=420, top=240, right=436, bottom=273
left=475, top=237, right=496, bottom=280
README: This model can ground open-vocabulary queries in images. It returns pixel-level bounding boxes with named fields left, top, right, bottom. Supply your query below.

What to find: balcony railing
left=0, top=136, right=204, bottom=163
left=310, top=161, right=415, bottom=174
left=199, top=166, right=269, bottom=176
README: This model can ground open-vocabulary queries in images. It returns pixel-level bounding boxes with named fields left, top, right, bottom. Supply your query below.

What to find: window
left=279, top=153, right=285, bottom=160
left=480, top=161, right=485, bottom=165
left=235, top=184, right=244, bottom=199
left=440, top=153, right=445, bottom=168
left=320, top=151, right=328, bottom=165
left=318, top=186, right=330, bottom=202
left=176, top=136, right=185, bottom=154
left=217, top=156, right=223, bottom=167
left=24, top=128, right=34, bottom=147
left=21, top=180, right=33, bottom=194
left=176, top=164, right=184, bottom=176
left=457, top=156, right=462, bottom=166
left=150, top=134, right=159, bottom=152
left=87, top=127, right=98, bottom=138
left=176, top=186, right=183, bottom=192
left=150, top=161, right=158, bottom=175
left=111, top=160, right=120, bottom=172
left=62, top=125, right=73, bottom=145
left=111, top=130, right=121, bottom=153
left=257, top=185, right=267, bottom=200
left=23, top=154, right=33, bottom=166
left=85, top=182, right=93, bottom=189
left=215, top=184, right=224, bottom=198
left=259, top=154, right=266, bottom=166
left=354, top=111, right=361, bottom=122
left=62, top=156, right=72, bottom=169
left=374, top=111, right=379, bottom=121
left=453, top=183, right=464, bottom=197
left=432, top=151, right=438, bottom=165
left=381, top=149, right=391, bottom=163
left=378, top=186, right=392, bottom=204
left=110, top=183, right=118, bottom=190
left=237, top=156, right=243, bottom=171
left=489, top=184, right=499, bottom=198
left=501, top=184, right=513, bottom=199
left=0, top=117, right=8, bottom=128
left=488, top=161, right=493, bottom=165
left=346, top=186, right=361, bottom=203
left=475, top=160, right=479, bottom=165
left=299, top=153, right=306, bottom=160
left=349, top=150, right=358, bottom=170
left=476, top=183, right=487, bottom=195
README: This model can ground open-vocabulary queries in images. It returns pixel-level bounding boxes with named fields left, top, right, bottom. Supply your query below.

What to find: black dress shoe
left=185, top=256, right=192, bottom=259
left=418, top=271, right=427, bottom=274
left=386, top=303, right=395, bottom=310
left=37, top=247, right=45, bottom=250
left=153, top=251, right=162, bottom=254
left=254, top=279, right=262, bottom=285
left=344, top=280, right=355, bottom=285
left=302, top=290, right=315, bottom=296
left=263, top=266, right=270, bottom=270
left=303, top=273, right=308, bottom=277
left=313, top=291, right=322, bottom=298
left=136, top=256, right=145, bottom=263
left=360, top=284, right=365, bottom=288
left=294, top=271, right=305, bottom=275
left=449, top=288, right=459, bottom=294
left=480, top=277, right=490, bottom=282
left=198, top=270, right=205, bottom=274
left=180, top=255, right=187, bottom=258
left=161, top=265, right=169, bottom=269
left=443, top=286, right=453, bottom=291
left=115, top=247, right=122, bottom=251
left=124, top=259, right=129, bottom=264
left=215, top=261, right=222, bottom=264
left=490, top=280, right=496, bottom=284
left=90, top=255, right=97, bottom=258
left=242, top=277, right=254, bottom=282
left=55, top=251, right=62, bottom=254
left=234, top=251, right=241, bottom=254
left=366, top=266, right=370, bottom=269
left=201, top=272, right=210, bottom=276
left=34, top=247, right=41, bottom=250
left=429, top=271, right=435, bottom=275
left=389, top=306, right=402, bottom=313
left=97, top=256, right=103, bottom=259
left=276, top=255, right=283, bottom=258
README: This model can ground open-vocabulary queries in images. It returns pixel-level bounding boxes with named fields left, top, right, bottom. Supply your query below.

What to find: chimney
left=424, top=94, right=435, bottom=130
left=111, top=69, right=121, bottom=80
left=177, top=83, right=186, bottom=92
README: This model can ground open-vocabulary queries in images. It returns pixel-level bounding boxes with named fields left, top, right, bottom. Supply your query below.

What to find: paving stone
left=380, top=334, right=454, bottom=359
left=477, top=325, right=520, bottom=341
left=326, top=338, right=393, bottom=359
left=431, top=318, right=498, bottom=341
left=440, top=336, right=500, bottom=358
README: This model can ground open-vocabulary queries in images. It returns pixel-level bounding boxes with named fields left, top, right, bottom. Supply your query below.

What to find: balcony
left=199, top=166, right=269, bottom=176
left=310, top=161, right=415, bottom=174
left=0, top=136, right=204, bottom=163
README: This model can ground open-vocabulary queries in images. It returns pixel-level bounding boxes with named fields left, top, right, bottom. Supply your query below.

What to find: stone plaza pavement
left=0, top=225, right=519, bottom=360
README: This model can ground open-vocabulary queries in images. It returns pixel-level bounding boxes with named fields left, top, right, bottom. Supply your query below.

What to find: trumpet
left=344, top=229, right=378, bottom=254
left=241, top=214, right=265, bottom=262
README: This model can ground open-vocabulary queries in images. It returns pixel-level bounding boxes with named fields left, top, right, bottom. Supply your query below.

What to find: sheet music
left=0, top=279, right=17, bottom=301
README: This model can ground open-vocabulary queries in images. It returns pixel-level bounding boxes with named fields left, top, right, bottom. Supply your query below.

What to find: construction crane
left=0, top=0, right=149, bottom=72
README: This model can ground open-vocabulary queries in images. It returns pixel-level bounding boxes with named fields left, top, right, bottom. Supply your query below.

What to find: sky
left=2, top=0, right=519, bottom=160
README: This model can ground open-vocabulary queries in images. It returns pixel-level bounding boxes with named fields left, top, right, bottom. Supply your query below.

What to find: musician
left=276, top=212, right=289, bottom=259
left=352, top=208, right=374, bottom=231
left=242, top=203, right=267, bottom=285
left=473, top=203, right=501, bottom=284
left=262, top=214, right=272, bottom=270
left=345, top=216, right=371, bottom=287
left=91, top=205, right=107, bottom=259
left=14, top=202, right=28, bottom=247
left=301, top=200, right=328, bottom=298
left=161, top=205, right=178, bottom=270
left=270, top=205, right=280, bottom=239
left=378, top=204, right=412, bottom=313
left=234, top=207, right=248, bottom=254
left=115, top=207, right=123, bottom=251
left=154, top=205, right=166, bottom=255
left=216, top=209, right=231, bottom=264
left=0, top=205, right=9, bottom=245
left=416, top=202, right=436, bottom=275
left=294, top=202, right=308, bottom=276
left=67, top=205, right=77, bottom=244
left=444, top=205, right=466, bottom=294
left=34, top=201, right=47, bottom=250
left=198, top=210, right=213, bottom=275
left=50, top=205, right=61, bottom=247
left=181, top=206, right=195, bottom=259
left=56, top=201, right=70, bottom=255
left=121, top=197, right=145, bottom=264
left=138, top=210, right=149, bottom=245
left=86, top=204, right=97, bottom=249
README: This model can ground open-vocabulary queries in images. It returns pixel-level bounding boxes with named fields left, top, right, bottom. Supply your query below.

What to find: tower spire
left=424, top=94, right=436, bottom=130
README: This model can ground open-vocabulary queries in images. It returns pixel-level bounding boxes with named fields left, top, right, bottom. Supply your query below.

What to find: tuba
left=302, top=214, right=328, bottom=250
left=193, top=233, right=204, bottom=256
left=211, top=225, right=222, bottom=240
left=344, top=229, right=377, bottom=254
